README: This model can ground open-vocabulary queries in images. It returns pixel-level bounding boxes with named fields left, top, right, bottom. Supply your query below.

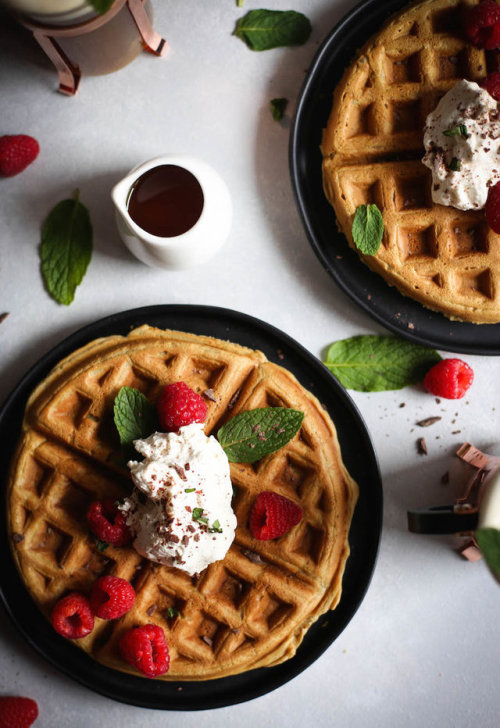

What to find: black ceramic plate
left=0, top=305, right=382, bottom=710
left=290, top=0, right=500, bottom=355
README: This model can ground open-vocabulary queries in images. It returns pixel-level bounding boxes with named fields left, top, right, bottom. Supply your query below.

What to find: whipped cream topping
left=479, top=469, right=500, bottom=530
left=120, top=424, right=236, bottom=576
left=422, top=79, right=500, bottom=210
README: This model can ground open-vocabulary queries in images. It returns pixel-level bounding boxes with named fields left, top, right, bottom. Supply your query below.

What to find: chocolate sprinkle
left=417, top=437, right=428, bottom=455
left=227, top=388, right=241, bottom=411
left=242, top=549, right=264, bottom=564
left=416, top=416, right=442, bottom=427
left=174, top=464, right=187, bottom=481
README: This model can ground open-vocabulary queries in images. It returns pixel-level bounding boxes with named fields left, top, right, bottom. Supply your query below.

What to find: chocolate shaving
left=181, top=535, right=189, bottom=546
left=227, top=388, right=241, bottom=411
left=201, top=635, right=213, bottom=647
left=0, top=312, right=9, bottom=325
left=242, top=549, right=264, bottom=564
left=203, top=388, right=217, bottom=402
left=146, top=604, right=157, bottom=616
left=11, top=533, right=24, bottom=543
left=174, top=464, right=187, bottom=481
left=417, top=437, right=428, bottom=455
left=416, top=416, right=442, bottom=427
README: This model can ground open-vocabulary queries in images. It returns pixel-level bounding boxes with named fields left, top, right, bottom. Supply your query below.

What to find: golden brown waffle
left=7, top=326, right=358, bottom=681
left=322, top=0, right=500, bottom=323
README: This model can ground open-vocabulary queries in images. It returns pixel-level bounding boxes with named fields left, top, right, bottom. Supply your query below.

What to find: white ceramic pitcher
left=111, top=155, right=232, bottom=270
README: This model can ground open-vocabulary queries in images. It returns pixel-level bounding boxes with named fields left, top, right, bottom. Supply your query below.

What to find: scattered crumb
left=416, top=416, right=442, bottom=427
left=417, top=437, right=428, bottom=455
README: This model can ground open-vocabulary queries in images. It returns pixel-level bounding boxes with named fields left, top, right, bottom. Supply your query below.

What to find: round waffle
left=322, top=0, right=500, bottom=323
left=7, top=325, right=358, bottom=681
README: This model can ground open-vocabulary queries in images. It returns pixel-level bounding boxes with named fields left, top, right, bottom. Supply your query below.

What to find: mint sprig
left=352, top=204, right=384, bottom=256
left=476, top=528, right=500, bottom=579
left=323, top=335, right=441, bottom=392
left=88, top=0, right=114, bottom=13
left=208, top=519, right=223, bottom=533
left=192, top=508, right=208, bottom=525
left=112, top=389, right=303, bottom=464
left=40, top=190, right=93, bottom=305
left=113, top=386, right=158, bottom=449
left=270, top=97, right=288, bottom=121
left=233, top=10, right=311, bottom=51
left=217, top=407, right=304, bottom=463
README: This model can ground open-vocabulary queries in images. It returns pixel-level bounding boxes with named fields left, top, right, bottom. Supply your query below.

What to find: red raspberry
left=249, top=491, right=302, bottom=540
left=484, top=71, right=500, bottom=100
left=89, top=575, right=136, bottom=619
left=486, top=180, right=500, bottom=233
left=465, top=0, right=500, bottom=49
left=51, top=592, right=94, bottom=639
left=86, top=498, right=131, bottom=546
left=423, top=358, right=474, bottom=399
left=0, top=135, right=39, bottom=177
left=119, top=624, right=170, bottom=678
left=157, top=381, right=207, bottom=432
left=0, top=697, right=38, bottom=728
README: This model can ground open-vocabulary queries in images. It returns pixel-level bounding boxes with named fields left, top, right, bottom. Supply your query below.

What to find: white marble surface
left=1, top=1, right=499, bottom=726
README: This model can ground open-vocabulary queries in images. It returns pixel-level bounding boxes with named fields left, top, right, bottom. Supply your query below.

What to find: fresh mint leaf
left=352, top=204, right=384, bottom=256
left=476, top=528, right=500, bottom=579
left=323, top=335, right=441, bottom=392
left=233, top=9, right=311, bottom=51
left=449, top=157, right=461, bottom=172
left=217, top=407, right=304, bottom=463
left=113, top=386, right=158, bottom=449
left=40, top=190, right=92, bottom=305
left=270, top=97, right=288, bottom=121
left=166, top=607, right=180, bottom=618
left=443, top=124, right=468, bottom=139
left=88, top=0, right=114, bottom=13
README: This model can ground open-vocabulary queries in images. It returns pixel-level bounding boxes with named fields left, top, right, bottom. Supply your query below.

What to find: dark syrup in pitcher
left=127, top=164, right=204, bottom=237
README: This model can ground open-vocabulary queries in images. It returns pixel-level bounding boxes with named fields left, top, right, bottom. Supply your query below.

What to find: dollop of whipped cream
left=479, top=469, right=500, bottom=530
left=422, top=79, right=500, bottom=210
left=120, top=424, right=236, bottom=576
